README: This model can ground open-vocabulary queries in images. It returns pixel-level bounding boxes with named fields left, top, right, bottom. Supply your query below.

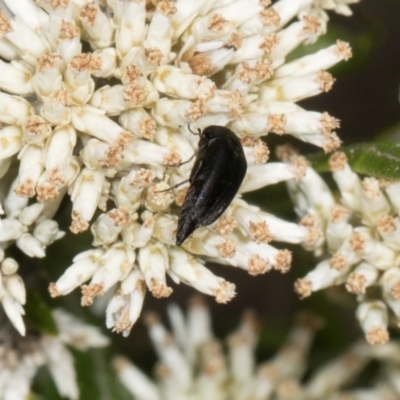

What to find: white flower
left=286, top=150, right=400, bottom=346
left=0, top=307, right=109, bottom=400
left=0, top=0, right=357, bottom=336
left=114, top=298, right=400, bottom=400
left=0, top=257, right=26, bottom=335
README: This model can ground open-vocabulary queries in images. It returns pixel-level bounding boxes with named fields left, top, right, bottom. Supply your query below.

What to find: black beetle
left=176, top=125, right=247, bottom=246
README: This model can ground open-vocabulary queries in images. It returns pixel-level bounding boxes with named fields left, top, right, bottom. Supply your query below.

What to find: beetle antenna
left=188, top=123, right=201, bottom=136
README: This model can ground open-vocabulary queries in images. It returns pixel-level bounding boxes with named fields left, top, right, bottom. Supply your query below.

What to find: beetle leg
left=154, top=179, right=190, bottom=193
left=168, top=143, right=208, bottom=168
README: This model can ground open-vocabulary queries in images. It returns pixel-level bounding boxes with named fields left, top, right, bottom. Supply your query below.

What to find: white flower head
left=0, top=0, right=357, bottom=335
left=114, top=298, right=400, bottom=400
left=288, top=150, right=400, bottom=346
left=0, top=307, right=109, bottom=400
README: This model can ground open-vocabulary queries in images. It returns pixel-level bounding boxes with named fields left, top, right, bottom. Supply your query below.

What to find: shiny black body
left=176, top=126, right=247, bottom=246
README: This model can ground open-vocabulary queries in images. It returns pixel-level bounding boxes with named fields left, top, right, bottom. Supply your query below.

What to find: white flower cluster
left=284, top=149, right=400, bottom=346
left=0, top=308, right=109, bottom=400
left=0, top=0, right=357, bottom=335
left=0, top=191, right=64, bottom=333
left=114, top=298, right=400, bottom=400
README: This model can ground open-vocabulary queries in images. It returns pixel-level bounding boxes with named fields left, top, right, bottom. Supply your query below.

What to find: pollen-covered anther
left=207, top=14, right=229, bottom=32
left=0, top=10, right=11, bottom=34
left=322, top=131, right=341, bottom=153
left=294, top=278, right=312, bottom=299
left=330, top=204, right=350, bottom=223
left=144, top=48, right=163, bottom=66
left=185, top=100, right=207, bottom=121
left=116, top=131, right=134, bottom=150
left=175, top=186, right=188, bottom=207
left=238, top=60, right=273, bottom=84
left=14, top=178, right=35, bottom=198
left=242, top=137, right=269, bottom=164
left=81, top=283, right=104, bottom=307
left=157, top=0, right=177, bottom=16
left=113, top=320, right=132, bottom=334
left=376, top=215, right=396, bottom=234
left=147, top=183, right=174, bottom=209
left=362, top=177, right=380, bottom=200
left=50, top=0, right=69, bottom=9
left=131, top=169, right=155, bottom=186
left=335, top=40, right=352, bottom=61
left=268, top=113, right=286, bottom=135
left=24, top=116, right=50, bottom=137
left=256, top=59, right=273, bottom=79
left=124, top=82, right=146, bottom=105
left=123, top=65, right=143, bottom=84
left=225, top=90, right=244, bottom=118
left=249, top=221, right=272, bottom=243
left=350, top=232, right=365, bottom=254
left=216, top=216, right=237, bottom=236
left=59, top=21, right=80, bottom=40
left=48, top=282, right=61, bottom=298
left=321, top=112, right=340, bottom=134
left=329, top=151, right=348, bottom=172
left=274, top=249, right=292, bottom=273
left=366, top=327, right=389, bottom=346
left=139, top=116, right=157, bottom=140
left=188, top=53, right=215, bottom=77
left=49, top=89, right=72, bottom=106
left=259, top=34, right=278, bottom=54
left=37, top=170, right=64, bottom=201
left=213, top=281, right=236, bottom=303
left=247, top=255, right=270, bottom=276
left=215, top=238, right=236, bottom=258
left=149, top=278, right=173, bottom=298
left=48, top=168, right=65, bottom=186
left=318, top=71, right=335, bottom=92
left=69, top=54, right=100, bottom=72
left=346, top=273, right=367, bottom=294
left=300, top=214, right=321, bottom=246
left=103, top=131, right=134, bottom=167
left=260, top=7, right=280, bottom=26
left=329, top=253, right=347, bottom=271
left=290, top=155, right=310, bottom=182
left=37, top=52, right=62, bottom=72
left=391, top=281, right=400, bottom=300
left=101, top=147, right=122, bottom=168
left=108, top=207, right=130, bottom=227
left=302, top=15, right=321, bottom=34
left=80, top=3, right=98, bottom=26
left=226, top=32, right=242, bottom=50
left=163, top=152, right=181, bottom=166
left=70, top=210, right=89, bottom=234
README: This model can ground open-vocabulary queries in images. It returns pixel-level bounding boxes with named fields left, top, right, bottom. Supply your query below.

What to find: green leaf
left=73, top=348, right=133, bottom=400
left=308, top=141, right=400, bottom=180
left=25, top=290, right=58, bottom=335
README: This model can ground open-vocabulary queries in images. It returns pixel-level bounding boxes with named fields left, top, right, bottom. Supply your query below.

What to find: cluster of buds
left=114, top=297, right=400, bottom=400
left=0, top=0, right=357, bottom=335
left=283, top=148, right=400, bottom=346
left=0, top=189, right=64, bottom=334
left=0, top=308, right=109, bottom=400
